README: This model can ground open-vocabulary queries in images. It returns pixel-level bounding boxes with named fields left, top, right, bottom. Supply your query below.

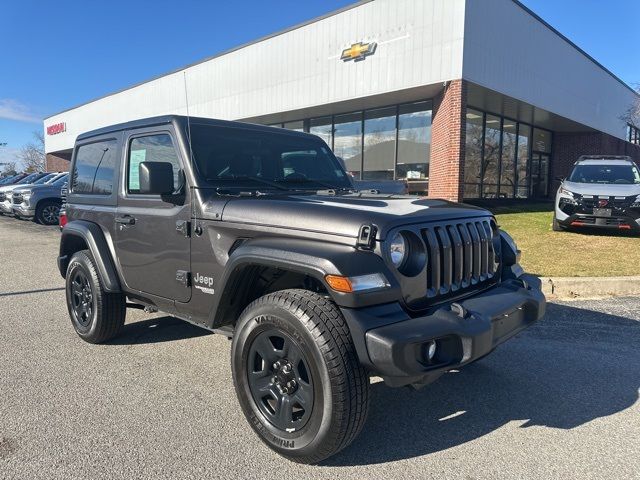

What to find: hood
left=12, top=183, right=60, bottom=194
left=0, top=183, right=36, bottom=194
left=562, top=181, right=640, bottom=198
left=201, top=192, right=489, bottom=239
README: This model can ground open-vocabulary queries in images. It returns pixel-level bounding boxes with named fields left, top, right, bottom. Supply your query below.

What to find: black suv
left=58, top=116, right=545, bottom=463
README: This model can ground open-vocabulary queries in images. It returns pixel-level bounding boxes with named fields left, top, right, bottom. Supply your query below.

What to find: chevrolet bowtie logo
left=340, top=42, right=377, bottom=62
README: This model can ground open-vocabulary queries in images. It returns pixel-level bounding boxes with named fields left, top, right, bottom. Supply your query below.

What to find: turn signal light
left=325, top=275, right=353, bottom=293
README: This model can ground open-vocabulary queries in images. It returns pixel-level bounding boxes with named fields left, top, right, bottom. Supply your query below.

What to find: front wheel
left=231, top=289, right=369, bottom=464
left=36, top=200, right=61, bottom=225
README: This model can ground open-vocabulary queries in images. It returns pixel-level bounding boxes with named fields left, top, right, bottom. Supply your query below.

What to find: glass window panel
left=463, top=109, right=483, bottom=197
left=333, top=112, right=363, bottom=179
left=500, top=121, right=517, bottom=198
left=309, top=117, right=333, bottom=148
left=397, top=102, right=431, bottom=187
left=72, top=139, right=118, bottom=195
left=516, top=124, right=531, bottom=198
left=128, top=134, right=181, bottom=194
left=482, top=115, right=501, bottom=198
left=284, top=120, right=304, bottom=132
left=363, top=107, right=396, bottom=180
left=533, top=128, right=552, bottom=153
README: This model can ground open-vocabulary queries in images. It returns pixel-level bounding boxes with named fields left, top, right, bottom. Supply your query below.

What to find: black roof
left=76, top=115, right=317, bottom=141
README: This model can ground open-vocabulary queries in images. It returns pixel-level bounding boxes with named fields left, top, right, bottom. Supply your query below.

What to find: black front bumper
left=341, top=275, right=546, bottom=387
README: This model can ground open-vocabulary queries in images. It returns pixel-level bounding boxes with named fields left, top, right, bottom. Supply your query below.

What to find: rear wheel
left=36, top=200, right=61, bottom=225
left=65, top=250, right=126, bottom=343
left=231, top=289, right=369, bottom=464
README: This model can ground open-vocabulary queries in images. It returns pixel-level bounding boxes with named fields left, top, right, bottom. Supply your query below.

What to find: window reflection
left=397, top=102, right=431, bottom=182
left=363, top=107, right=396, bottom=180
left=516, top=125, right=531, bottom=198
left=334, top=112, right=363, bottom=179
left=500, top=122, right=517, bottom=198
left=309, top=117, right=333, bottom=148
left=462, top=109, right=552, bottom=200
left=464, top=109, right=483, bottom=197
left=482, top=115, right=501, bottom=198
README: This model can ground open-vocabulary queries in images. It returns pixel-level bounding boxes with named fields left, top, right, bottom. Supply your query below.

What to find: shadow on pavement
left=326, top=301, right=640, bottom=466
left=110, top=316, right=212, bottom=345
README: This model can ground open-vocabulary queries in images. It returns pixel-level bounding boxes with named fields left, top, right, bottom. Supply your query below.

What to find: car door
left=115, top=127, right=191, bottom=302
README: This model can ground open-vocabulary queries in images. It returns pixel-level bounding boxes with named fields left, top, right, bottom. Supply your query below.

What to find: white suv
left=554, top=156, right=640, bottom=233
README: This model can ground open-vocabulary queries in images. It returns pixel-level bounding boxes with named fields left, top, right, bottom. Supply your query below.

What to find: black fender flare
left=58, top=220, right=121, bottom=293
left=209, top=237, right=400, bottom=326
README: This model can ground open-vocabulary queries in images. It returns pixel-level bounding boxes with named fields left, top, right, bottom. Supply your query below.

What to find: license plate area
left=593, top=208, right=612, bottom=217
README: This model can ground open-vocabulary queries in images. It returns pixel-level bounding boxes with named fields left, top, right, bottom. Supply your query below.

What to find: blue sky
left=1, top=0, right=638, bottom=165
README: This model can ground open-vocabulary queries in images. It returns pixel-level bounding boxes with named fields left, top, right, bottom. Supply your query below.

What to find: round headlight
left=389, top=232, right=407, bottom=268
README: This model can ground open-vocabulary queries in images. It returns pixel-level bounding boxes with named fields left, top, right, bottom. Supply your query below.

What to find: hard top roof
left=76, top=115, right=317, bottom=142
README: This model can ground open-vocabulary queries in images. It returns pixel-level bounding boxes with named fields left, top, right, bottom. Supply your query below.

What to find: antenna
left=183, top=71, right=195, bottom=166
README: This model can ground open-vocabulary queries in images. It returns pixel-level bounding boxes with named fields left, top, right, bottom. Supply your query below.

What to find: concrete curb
left=539, top=276, right=640, bottom=299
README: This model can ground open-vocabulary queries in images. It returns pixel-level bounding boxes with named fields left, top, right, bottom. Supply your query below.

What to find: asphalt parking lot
left=1, top=214, right=639, bottom=480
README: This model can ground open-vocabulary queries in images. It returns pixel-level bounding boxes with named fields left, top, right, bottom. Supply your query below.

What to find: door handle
left=116, top=215, right=135, bottom=225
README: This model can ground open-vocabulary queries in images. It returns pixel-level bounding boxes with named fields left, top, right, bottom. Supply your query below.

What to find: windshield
left=51, top=174, right=68, bottom=186
left=34, top=173, right=56, bottom=185
left=17, top=173, right=40, bottom=185
left=568, top=164, right=640, bottom=185
left=190, top=124, right=352, bottom=191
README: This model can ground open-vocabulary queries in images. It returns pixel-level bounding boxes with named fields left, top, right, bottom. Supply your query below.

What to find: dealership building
left=43, top=0, right=640, bottom=201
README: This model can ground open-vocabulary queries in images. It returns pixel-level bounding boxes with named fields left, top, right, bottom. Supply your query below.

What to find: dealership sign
left=341, top=42, right=377, bottom=62
left=47, top=122, right=66, bottom=136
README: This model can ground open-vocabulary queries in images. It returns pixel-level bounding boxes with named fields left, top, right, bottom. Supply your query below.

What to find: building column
left=46, top=151, right=72, bottom=172
left=429, top=79, right=466, bottom=202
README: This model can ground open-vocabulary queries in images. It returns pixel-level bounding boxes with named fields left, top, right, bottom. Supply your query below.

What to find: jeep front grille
left=420, top=219, right=499, bottom=301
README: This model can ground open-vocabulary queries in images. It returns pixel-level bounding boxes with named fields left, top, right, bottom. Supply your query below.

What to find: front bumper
left=557, top=212, right=640, bottom=232
left=12, top=205, right=35, bottom=218
left=0, top=200, right=13, bottom=214
left=341, top=274, right=546, bottom=387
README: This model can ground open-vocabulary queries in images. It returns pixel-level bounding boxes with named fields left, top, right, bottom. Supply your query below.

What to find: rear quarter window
left=71, top=139, right=118, bottom=194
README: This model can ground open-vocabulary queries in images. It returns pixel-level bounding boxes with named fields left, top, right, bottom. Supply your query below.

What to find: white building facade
left=44, top=0, right=640, bottom=201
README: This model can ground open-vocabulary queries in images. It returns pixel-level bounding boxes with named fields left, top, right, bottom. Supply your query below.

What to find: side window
left=128, top=134, right=181, bottom=194
left=71, top=139, right=118, bottom=194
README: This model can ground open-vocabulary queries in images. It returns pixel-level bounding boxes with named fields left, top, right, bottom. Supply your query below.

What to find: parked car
left=0, top=172, right=51, bottom=215
left=58, top=116, right=545, bottom=463
left=0, top=173, right=28, bottom=186
left=554, top=156, right=640, bottom=233
left=12, top=173, right=69, bottom=224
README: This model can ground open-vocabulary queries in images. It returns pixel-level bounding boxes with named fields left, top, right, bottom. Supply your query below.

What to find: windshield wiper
left=212, top=175, right=290, bottom=191
left=275, top=177, right=353, bottom=192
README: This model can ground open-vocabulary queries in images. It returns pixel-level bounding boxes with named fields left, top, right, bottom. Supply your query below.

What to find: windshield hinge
left=356, top=224, right=377, bottom=250
left=176, top=220, right=191, bottom=237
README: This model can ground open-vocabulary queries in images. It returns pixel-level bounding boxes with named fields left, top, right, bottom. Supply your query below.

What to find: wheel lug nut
left=283, top=364, right=291, bottom=373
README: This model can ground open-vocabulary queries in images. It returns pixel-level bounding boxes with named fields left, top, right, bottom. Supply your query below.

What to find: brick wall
left=46, top=151, right=72, bottom=172
left=552, top=132, right=640, bottom=190
left=429, top=79, right=466, bottom=201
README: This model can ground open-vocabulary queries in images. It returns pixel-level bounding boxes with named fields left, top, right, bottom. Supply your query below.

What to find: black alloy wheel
left=69, top=269, right=94, bottom=328
left=247, top=329, right=314, bottom=432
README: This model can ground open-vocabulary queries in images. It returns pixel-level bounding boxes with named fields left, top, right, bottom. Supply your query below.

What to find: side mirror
left=139, top=162, right=174, bottom=195
left=554, top=176, right=565, bottom=182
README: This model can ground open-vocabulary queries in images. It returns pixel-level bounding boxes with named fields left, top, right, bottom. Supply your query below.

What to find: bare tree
left=2, top=161, right=18, bottom=176
left=620, top=83, right=640, bottom=129
left=18, top=131, right=46, bottom=172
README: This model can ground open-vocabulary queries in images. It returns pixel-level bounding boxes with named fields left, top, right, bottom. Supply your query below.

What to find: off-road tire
left=65, top=250, right=126, bottom=343
left=552, top=215, right=565, bottom=232
left=231, top=289, right=369, bottom=464
left=36, top=200, right=62, bottom=225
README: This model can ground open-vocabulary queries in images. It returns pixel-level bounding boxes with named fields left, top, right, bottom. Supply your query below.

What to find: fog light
left=426, top=340, right=437, bottom=361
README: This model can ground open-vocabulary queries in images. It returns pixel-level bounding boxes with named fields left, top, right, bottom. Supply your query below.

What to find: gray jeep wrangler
left=58, top=115, right=545, bottom=463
